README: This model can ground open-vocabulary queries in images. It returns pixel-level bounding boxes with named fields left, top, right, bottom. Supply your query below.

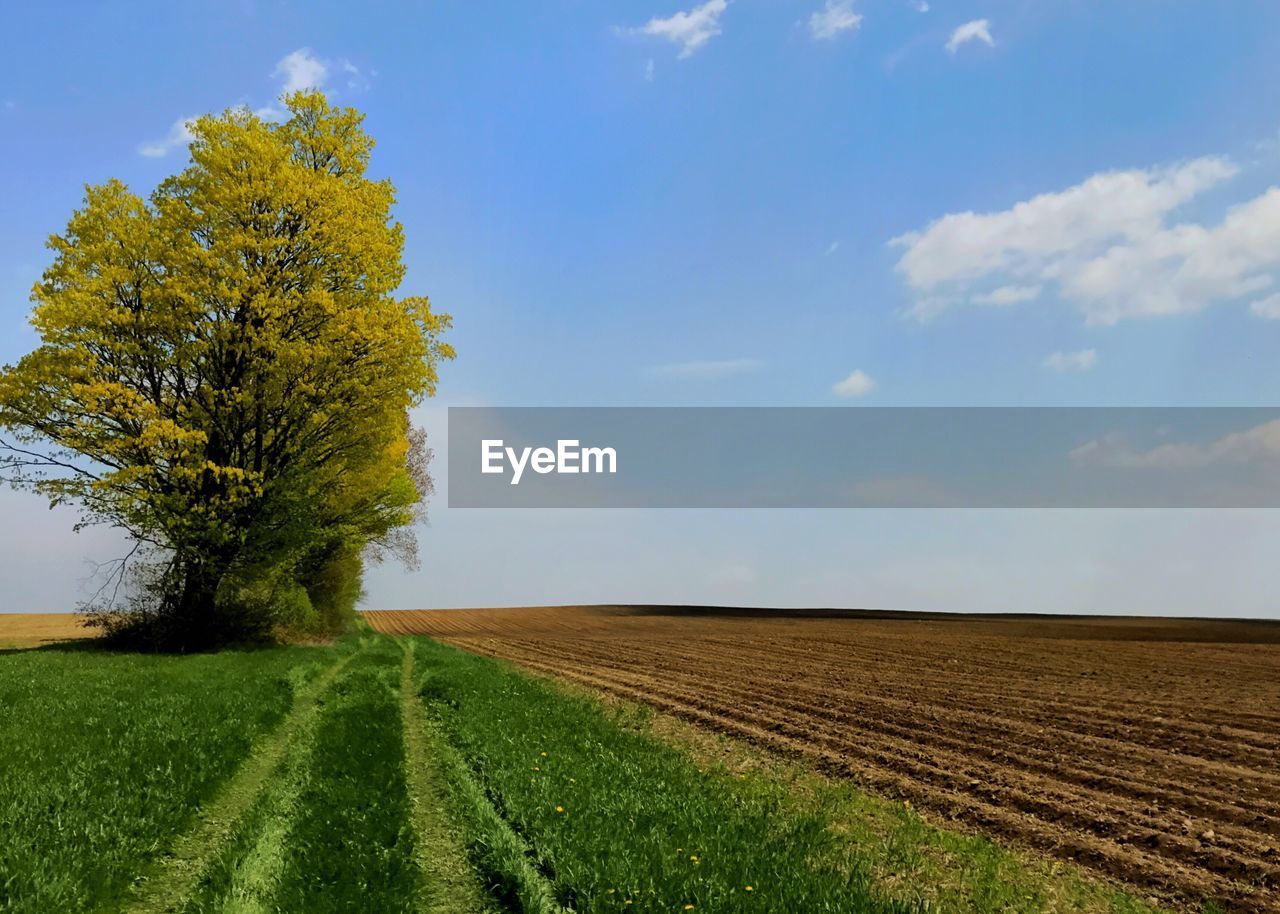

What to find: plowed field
left=366, top=605, right=1280, bottom=913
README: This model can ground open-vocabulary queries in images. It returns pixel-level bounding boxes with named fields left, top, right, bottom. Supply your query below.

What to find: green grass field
left=0, top=631, right=1181, bottom=914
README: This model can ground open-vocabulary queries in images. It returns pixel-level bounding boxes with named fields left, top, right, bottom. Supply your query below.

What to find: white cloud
left=140, top=48, right=370, bottom=156
left=1060, top=188, right=1280, bottom=324
left=649, top=358, right=762, bottom=380
left=1071, top=419, right=1280, bottom=470
left=832, top=369, right=875, bottom=397
left=258, top=49, right=369, bottom=118
left=273, top=48, right=328, bottom=95
left=137, top=115, right=197, bottom=158
left=946, top=19, right=994, bottom=54
left=824, top=241, right=840, bottom=256
left=889, top=155, right=1280, bottom=324
left=904, top=294, right=961, bottom=322
left=631, top=0, right=729, bottom=58
left=908, top=0, right=929, bottom=11
left=809, top=1, right=863, bottom=40
left=339, top=59, right=372, bottom=93
left=895, top=158, right=1240, bottom=292
left=1043, top=349, right=1097, bottom=373
left=971, top=284, right=1040, bottom=307
left=1250, top=291, right=1280, bottom=319
left=645, top=58, right=656, bottom=81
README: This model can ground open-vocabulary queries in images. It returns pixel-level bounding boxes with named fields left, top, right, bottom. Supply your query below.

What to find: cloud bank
left=892, top=155, right=1280, bottom=325
left=1071, top=419, right=1280, bottom=470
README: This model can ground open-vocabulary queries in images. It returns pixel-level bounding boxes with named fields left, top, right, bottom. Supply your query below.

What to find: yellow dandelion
left=684, top=905, right=695, bottom=911
left=555, top=805, right=565, bottom=813
left=745, top=886, right=754, bottom=892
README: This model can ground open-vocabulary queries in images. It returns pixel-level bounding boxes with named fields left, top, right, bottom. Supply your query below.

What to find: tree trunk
left=169, top=555, right=229, bottom=650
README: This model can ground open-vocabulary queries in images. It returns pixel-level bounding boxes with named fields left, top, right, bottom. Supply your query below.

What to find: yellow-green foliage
left=0, top=92, right=450, bottom=644
left=303, top=544, right=366, bottom=632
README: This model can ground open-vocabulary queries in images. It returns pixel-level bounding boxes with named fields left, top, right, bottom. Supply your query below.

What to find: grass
left=269, top=639, right=419, bottom=913
left=128, top=644, right=357, bottom=914
left=397, top=640, right=504, bottom=914
left=412, top=636, right=925, bottom=914
left=0, top=631, right=1203, bottom=914
left=178, top=717, right=320, bottom=914
left=0, top=642, right=340, bottom=914
left=411, top=637, right=1185, bottom=914
left=181, top=637, right=497, bottom=914
left=415, top=693, right=567, bottom=914
left=628, top=708, right=1173, bottom=914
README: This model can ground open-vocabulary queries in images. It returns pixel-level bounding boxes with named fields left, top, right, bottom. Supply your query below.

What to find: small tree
left=0, top=93, right=451, bottom=649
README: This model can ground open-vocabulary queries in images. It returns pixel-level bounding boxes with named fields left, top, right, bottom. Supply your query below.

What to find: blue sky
left=3, top=1, right=1280, bottom=616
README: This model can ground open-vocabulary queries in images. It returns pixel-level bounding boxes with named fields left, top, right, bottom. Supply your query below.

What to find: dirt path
left=118, top=648, right=357, bottom=914
left=398, top=641, right=501, bottom=914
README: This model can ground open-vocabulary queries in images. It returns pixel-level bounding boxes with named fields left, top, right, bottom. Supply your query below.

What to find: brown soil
left=365, top=605, right=1280, bottom=913
left=0, top=612, right=95, bottom=648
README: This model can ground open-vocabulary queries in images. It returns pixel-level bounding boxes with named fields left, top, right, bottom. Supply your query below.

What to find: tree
left=0, top=93, right=452, bottom=649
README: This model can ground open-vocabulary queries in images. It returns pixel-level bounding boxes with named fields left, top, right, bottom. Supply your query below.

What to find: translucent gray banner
left=447, top=407, right=1280, bottom=508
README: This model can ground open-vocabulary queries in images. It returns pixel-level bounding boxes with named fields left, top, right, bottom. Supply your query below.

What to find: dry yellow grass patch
left=0, top=613, right=95, bottom=649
